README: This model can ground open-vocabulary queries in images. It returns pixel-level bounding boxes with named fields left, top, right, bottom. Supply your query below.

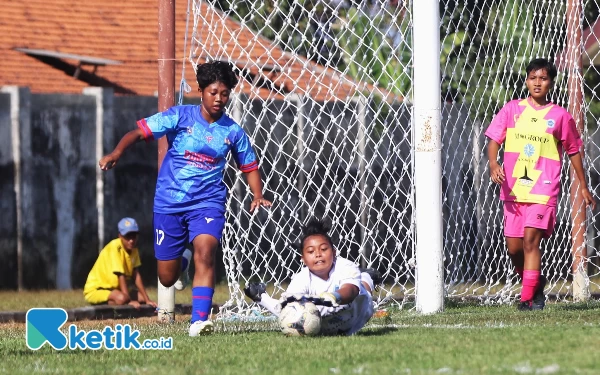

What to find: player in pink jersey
left=485, top=58, right=596, bottom=311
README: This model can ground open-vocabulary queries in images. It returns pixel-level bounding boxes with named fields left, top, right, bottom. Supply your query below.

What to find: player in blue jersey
left=99, top=61, right=272, bottom=336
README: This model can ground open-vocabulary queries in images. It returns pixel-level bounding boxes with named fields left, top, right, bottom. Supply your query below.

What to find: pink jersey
left=485, top=98, right=583, bottom=206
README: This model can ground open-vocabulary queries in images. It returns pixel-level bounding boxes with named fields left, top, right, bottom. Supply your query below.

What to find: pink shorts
left=503, top=202, right=556, bottom=238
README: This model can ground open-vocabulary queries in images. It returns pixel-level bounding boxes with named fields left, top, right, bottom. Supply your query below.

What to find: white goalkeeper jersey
left=286, top=257, right=374, bottom=335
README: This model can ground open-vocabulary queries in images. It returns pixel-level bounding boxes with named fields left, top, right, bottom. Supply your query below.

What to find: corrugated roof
left=15, top=48, right=123, bottom=66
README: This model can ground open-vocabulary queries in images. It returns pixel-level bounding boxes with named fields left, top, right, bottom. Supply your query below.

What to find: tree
left=214, top=0, right=412, bottom=98
left=334, top=4, right=412, bottom=98
left=214, top=0, right=320, bottom=61
left=440, top=0, right=566, bottom=124
left=583, top=0, right=600, bottom=131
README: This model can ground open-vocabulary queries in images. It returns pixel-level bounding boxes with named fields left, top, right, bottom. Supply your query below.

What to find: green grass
left=0, top=285, right=231, bottom=311
left=2, top=298, right=600, bottom=374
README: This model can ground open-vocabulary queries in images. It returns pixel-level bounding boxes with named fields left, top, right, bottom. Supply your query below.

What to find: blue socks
left=191, top=287, right=214, bottom=323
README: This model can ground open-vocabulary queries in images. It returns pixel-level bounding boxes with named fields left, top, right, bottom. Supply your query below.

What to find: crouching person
left=83, top=217, right=157, bottom=309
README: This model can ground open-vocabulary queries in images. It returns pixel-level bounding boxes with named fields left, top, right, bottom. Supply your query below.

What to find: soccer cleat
left=189, top=320, right=214, bottom=336
left=359, top=267, right=383, bottom=286
left=517, top=300, right=533, bottom=311
left=174, top=249, right=192, bottom=291
left=243, top=282, right=266, bottom=302
left=532, top=275, right=547, bottom=311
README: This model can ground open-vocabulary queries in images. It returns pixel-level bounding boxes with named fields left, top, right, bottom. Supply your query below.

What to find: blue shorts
left=153, top=208, right=226, bottom=261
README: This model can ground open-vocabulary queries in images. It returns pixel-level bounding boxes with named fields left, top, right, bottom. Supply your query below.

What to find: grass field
left=0, top=286, right=231, bottom=311
left=1, top=290, right=600, bottom=375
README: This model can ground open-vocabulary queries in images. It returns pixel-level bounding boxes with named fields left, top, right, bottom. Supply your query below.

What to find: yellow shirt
left=83, top=238, right=142, bottom=294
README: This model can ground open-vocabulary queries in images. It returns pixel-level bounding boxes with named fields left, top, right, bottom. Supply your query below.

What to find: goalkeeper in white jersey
left=244, top=218, right=378, bottom=335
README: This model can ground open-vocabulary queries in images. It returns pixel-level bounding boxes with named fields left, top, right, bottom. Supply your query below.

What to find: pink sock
left=515, top=267, right=523, bottom=278
left=521, top=270, right=540, bottom=302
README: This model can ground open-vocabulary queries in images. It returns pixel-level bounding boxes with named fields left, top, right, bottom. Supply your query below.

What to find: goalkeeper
left=244, top=218, right=379, bottom=335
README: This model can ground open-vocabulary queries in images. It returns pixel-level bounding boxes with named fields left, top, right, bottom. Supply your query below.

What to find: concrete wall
left=0, top=87, right=166, bottom=289
left=0, top=92, right=17, bottom=289
left=0, top=89, right=417, bottom=289
left=1, top=86, right=598, bottom=290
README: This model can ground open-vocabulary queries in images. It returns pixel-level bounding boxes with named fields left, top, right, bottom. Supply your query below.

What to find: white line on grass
left=366, top=322, right=514, bottom=329
left=512, top=362, right=560, bottom=374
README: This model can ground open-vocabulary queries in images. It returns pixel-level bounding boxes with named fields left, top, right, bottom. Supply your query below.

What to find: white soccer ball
left=278, top=301, right=321, bottom=337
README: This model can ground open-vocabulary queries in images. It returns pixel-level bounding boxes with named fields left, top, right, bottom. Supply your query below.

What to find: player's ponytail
left=300, top=217, right=335, bottom=251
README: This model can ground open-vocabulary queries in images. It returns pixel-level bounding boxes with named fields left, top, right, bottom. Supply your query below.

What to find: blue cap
left=118, top=217, right=139, bottom=235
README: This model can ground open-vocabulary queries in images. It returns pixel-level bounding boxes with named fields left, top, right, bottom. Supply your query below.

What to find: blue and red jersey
left=137, top=105, right=258, bottom=214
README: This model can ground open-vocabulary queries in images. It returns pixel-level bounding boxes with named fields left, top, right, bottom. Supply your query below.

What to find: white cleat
left=174, top=249, right=192, bottom=291
left=189, top=320, right=214, bottom=336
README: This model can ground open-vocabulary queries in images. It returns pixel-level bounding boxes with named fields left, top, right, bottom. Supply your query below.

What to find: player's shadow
left=355, top=326, right=398, bottom=336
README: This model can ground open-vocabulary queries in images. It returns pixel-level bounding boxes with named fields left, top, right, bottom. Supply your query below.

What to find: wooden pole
left=157, top=0, right=176, bottom=322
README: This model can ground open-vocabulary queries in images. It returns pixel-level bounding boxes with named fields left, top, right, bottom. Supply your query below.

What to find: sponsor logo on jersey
left=184, top=150, right=220, bottom=170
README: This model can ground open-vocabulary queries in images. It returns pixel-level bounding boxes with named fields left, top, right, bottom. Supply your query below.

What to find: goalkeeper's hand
left=279, top=294, right=336, bottom=308
left=319, top=292, right=342, bottom=307
left=279, top=294, right=304, bottom=308
left=244, top=282, right=267, bottom=302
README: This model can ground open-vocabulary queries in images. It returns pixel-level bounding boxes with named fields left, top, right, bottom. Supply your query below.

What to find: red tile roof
left=0, top=0, right=399, bottom=102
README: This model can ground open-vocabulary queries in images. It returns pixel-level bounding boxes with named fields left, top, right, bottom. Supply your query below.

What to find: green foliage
left=214, top=0, right=320, bottom=61
left=211, top=0, right=599, bottom=129
left=440, top=0, right=567, bottom=124
left=213, top=1, right=411, bottom=98
left=583, top=0, right=600, bottom=131
left=335, top=7, right=412, bottom=98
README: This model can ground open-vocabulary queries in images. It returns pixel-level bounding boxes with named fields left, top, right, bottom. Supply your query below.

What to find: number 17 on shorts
left=153, top=210, right=226, bottom=261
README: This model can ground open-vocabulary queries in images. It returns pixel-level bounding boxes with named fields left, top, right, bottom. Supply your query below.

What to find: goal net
left=184, top=0, right=600, bottom=313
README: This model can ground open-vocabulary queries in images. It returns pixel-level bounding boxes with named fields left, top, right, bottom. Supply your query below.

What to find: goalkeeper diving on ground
left=244, top=218, right=381, bottom=335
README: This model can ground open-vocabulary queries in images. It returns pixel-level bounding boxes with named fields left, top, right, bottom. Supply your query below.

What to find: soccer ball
left=278, top=301, right=321, bottom=336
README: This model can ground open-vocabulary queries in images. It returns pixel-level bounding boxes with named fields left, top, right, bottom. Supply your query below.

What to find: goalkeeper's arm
left=320, top=283, right=359, bottom=306
left=244, top=283, right=285, bottom=316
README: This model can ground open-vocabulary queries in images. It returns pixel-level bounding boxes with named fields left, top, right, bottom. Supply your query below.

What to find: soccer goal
left=159, top=0, right=600, bottom=318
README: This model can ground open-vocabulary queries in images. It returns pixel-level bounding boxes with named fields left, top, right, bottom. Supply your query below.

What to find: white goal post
left=413, top=0, right=444, bottom=314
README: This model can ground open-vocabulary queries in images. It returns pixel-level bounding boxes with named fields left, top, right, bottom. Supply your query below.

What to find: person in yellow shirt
left=84, top=217, right=157, bottom=308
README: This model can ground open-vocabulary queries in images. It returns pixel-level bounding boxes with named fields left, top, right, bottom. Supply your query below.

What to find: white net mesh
left=582, top=0, right=600, bottom=298
left=440, top=0, right=600, bottom=303
left=184, top=0, right=600, bottom=312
